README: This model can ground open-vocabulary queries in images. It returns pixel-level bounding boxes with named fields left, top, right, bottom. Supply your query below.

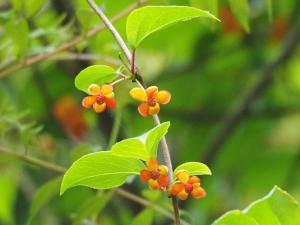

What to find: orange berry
left=191, top=186, right=206, bottom=199
left=146, top=158, right=159, bottom=171
left=171, top=183, right=185, bottom=196
left=138, top=102, right=149, bottom=117
left=148, top=103, right=160, bottom=115
left=156, top=90, right=171, bottom=104
left=178, top=189, right=189, bottom=200
left=93, top=102, right=106, bottom=113
left=105, top=97, right=117, bottom=110
left=101, top=84, right=113, bottom=95
left=188, top=176, right=200, bottom=185
left=130, top=88, right=147, bottom=102
left=149, top=179, right=159, bottom=190
left=140, top=170, right=151, bottom=181
left=82, top=96, right=96, bottom=109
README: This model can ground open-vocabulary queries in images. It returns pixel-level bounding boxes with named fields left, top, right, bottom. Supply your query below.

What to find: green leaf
left=60, top=151, right=144, bottom=194
left=24, top=0, right=45, bottom=18
left=145, top=121, right=170, bottom=157
left=74, top=65, right=118, bottom=93
left=265, top=0, right=273, bottom=21
left=131, top=209, right=154, bottom=225
left=229, top=0, right=250, bottom=32
left=0, top=173, right=17, bottom=225
left=29, top=176, right=62, bottom=221
left=213, top=186, right=300, bottom=225
left=246, top=187, right=300, bottom=224
left=112, top=138, right=149, bottom=161
left=173, top=162, right=212, bottom=178
left=126, top=6, right=220, bottom=48
left=112, top=122, right=170, bottom=160
left=5, top=19, right=29, bottom=58
left=11, top=0, right=45, bottom=17
left=73, top=192, right=113, bottom=225
left=213, top=210, right=259, bottom=225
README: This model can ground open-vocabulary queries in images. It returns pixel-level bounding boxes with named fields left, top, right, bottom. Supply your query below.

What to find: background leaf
left=131, top=209, right=154, bottom=225
left=60, top=151, right=144, bottom=194
left=29, top=176, right=62, bottom=221
left=73, top=192, right=113, bottom=225
left=229, top=0, right=250, bottom=32
left=0, top=172, right=17, bottom=225
left=126, top=6, right=219, bottom=47
left=5, top=19, right=29, bottom=58
left=265, top=0, right=273, bottom=21
left=213, top=186, right=300, bottom=225
left=173, top=162, right=212, bottom=178
left=74, top=65, right=118, bottom=93
left=190, top=0, right=218, bottom=18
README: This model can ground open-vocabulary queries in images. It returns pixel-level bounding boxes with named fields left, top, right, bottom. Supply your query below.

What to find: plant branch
left=50, top=52, right=120, bottom=65
left=0, top=147, right=66, bottom=173
left=115, top=189, right=189, bottom=225
left=202, top=19, right=300, bottom=164
left=0, top=0, right=149, bottom=78
left=86, top=1, right=180, bottom=224
left=0, top=146, right=188, bottom=224
left=86, top=0, right=132, bottom=63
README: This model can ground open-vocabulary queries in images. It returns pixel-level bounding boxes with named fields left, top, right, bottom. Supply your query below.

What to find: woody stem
left=86, top=0, right=180, bottom=224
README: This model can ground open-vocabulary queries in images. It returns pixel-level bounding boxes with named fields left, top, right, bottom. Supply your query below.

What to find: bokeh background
left=0, top=0, right=300, bottom=224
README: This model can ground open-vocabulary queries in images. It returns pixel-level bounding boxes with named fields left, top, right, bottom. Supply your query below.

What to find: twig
left=0, top=146, right=188, bottom=224
left=86, top=1, right=180, bottom=224
left=87, top=0, right=132, bottom=63
left=202, top=19, right=300, bottom=164
left=115, top=189, right=189, bottom=225
left=0, top=0, right=149, bottom=78
left=50, top=53, right=120, bottom=65
left=0, top=147, right=66, bottom=173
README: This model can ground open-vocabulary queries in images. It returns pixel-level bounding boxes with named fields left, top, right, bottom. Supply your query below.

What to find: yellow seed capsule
left=178, top=189, right=189, bottom=200
left=176, top=170, right=190, bottom=183
left=148, top=179, right=159, bottom=190
left=156, top=90, right=171, bottom=104
left=93, top=102, right=106, bottom=113
left=88, top=84, right=101, bottom=95
left=158, top=165, right=169, bottom=176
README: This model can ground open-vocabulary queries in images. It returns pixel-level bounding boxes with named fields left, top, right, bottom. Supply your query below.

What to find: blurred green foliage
left=0, top=0, right=300, bottom=224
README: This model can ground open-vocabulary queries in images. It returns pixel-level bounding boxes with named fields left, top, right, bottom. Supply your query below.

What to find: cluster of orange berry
left=81, top=83, right=206, bottom=201
left=140, top=158, right=206, bottom=200
left=81, top=84, right=171, bottom=117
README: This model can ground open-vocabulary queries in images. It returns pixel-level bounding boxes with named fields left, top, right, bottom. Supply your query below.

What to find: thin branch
left=50, top=53, right=120, bottom=65
left=0, top=146, right=188, bottom=224
left=152, top=114, right=174, bottom=175
left=86, top=2, right=180, bottom=224
left=110, top=76, right=130, bottom=86
left=87, top=0, right=132, bottom=63
left=0, top=0, right=149, bottom=78
left=115, top=189, right=189, bottom=225
left=0, top=147, right=66, bottom=173
left=202, top=19, right=300, bottom=164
